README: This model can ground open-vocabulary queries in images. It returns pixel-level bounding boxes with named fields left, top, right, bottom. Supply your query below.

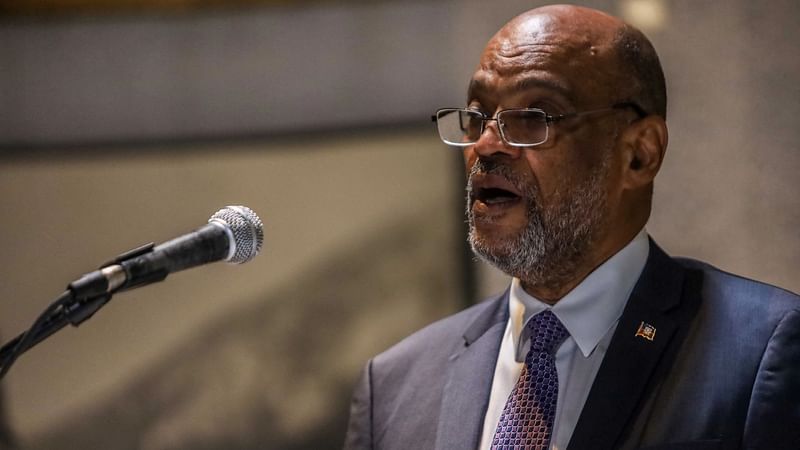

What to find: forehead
left=469, top=13, right=619, bottom=106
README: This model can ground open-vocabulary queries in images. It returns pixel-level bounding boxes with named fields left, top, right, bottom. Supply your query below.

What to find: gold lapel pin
left=635, top=321, right=656, bottom=341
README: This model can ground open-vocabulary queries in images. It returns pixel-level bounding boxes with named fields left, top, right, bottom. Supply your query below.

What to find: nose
left=470, top=119, right=522, bottom=159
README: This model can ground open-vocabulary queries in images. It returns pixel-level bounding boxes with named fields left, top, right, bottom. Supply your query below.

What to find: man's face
left=464, top=12, right=627, bottom=290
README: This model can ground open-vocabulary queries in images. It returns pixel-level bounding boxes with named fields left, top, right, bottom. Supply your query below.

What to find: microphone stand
left=0, top=242, right=157, bottom=380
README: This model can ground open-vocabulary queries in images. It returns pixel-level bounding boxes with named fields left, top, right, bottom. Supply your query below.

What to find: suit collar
left=462, top=289, right=509, bottom=346
left=434, top=291, right=508, bottom=450
left=568, top=238, right=700, bottom=450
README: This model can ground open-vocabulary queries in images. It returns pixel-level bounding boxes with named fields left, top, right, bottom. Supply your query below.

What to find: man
left=344, top=5, right=800, bottom=450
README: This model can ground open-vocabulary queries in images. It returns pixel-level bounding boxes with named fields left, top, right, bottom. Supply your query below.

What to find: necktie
left=491, top=310, right=569, bottom=450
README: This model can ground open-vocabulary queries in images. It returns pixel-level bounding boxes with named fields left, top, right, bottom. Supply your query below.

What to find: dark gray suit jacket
left=344, top=241, right=800, bottom=450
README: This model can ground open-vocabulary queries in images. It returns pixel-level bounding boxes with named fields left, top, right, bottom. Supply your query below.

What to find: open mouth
left=470, top=173, right=524, bottom=208
left=475, top=187, right=521, bottom=205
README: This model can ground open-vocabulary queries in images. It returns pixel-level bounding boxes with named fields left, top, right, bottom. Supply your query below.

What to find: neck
left=519, top=225, right=643, bottom=304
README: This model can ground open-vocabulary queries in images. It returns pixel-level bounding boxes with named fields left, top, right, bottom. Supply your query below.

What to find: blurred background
left=0, top=0, right=797, bottom=448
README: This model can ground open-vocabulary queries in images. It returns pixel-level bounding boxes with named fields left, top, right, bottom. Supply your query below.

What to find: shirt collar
left=509, top=229, right=650, bottom=359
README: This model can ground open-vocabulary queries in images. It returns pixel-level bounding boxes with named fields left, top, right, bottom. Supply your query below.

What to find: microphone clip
left=68, top=242, right=160, bottom=301
left=99, top=242, right=156, bottom=268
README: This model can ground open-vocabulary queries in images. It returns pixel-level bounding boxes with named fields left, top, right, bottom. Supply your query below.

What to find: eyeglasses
left=431, top=102, right=647, bottom=148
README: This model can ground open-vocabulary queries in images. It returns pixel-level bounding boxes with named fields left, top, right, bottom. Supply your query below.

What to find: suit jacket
left=343, top=240, right=800, bottom=450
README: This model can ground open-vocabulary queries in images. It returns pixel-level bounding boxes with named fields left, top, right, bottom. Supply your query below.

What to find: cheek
left=521, top=139, right=614, bottom=210
left=521, top=149, right=576, bottom=199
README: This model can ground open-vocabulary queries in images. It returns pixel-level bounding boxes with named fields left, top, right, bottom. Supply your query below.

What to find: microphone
left=69, top=205, right=264, bottom=300
left=0, top=206, right=264, bottom=379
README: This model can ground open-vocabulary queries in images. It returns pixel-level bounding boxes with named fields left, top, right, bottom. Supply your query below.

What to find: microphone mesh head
left=209, top=205, right=264, bottom=264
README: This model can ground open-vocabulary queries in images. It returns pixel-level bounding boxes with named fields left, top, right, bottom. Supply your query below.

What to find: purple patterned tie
left=491, top=310, right=569, bottom=450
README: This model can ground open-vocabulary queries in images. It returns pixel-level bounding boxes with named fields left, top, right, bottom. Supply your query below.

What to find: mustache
left=466, top=159, right=528, bottom=197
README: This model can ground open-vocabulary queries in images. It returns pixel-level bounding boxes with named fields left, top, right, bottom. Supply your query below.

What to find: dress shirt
left=478, top=229, right=650, bottom=450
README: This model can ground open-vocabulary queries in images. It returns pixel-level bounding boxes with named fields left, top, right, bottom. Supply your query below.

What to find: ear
left=618, top=115, right=668, bottom=190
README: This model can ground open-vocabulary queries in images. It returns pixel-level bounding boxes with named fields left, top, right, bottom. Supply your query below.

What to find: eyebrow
left=467, top=76, right=574, bottom=104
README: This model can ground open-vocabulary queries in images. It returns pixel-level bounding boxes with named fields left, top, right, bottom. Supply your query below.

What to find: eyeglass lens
left=437, top=109, right=549, bottom=146
left=498, top=110, right=548, bottom=145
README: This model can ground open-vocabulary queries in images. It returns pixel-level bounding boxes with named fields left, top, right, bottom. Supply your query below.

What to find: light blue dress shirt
left=478, top=229, right=650, bottom=450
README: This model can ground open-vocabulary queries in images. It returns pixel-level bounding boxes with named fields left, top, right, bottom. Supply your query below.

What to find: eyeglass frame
left=430, top=102, right=648, bottom=148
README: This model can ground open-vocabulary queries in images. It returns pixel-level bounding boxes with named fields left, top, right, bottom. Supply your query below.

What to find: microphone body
left=117, top=221, right=232, bottom=291
left=69, top=206, right=263, bottom=300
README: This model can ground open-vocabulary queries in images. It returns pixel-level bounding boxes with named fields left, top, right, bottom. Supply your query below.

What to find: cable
left=0, top=290, right=74, bottom=380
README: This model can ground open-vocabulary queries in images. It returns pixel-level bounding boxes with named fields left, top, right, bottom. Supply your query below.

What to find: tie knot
left=527, top=311, right=569, bottom=355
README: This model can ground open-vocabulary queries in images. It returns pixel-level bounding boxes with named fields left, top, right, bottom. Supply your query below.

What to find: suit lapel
left=434, top=292, right=508, bottom=450
left=568, top=240, right=699, bottom=450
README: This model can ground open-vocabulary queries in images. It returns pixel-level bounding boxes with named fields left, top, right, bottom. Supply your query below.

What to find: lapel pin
left=635, top=321, right=657, bottom=341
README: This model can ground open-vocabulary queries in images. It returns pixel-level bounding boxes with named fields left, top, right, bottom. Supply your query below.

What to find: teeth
left=484, top=196, right=516, bottom=204
left=478, top=187, right=519, bottom=205
left=483, top=193, right=518, bottom=204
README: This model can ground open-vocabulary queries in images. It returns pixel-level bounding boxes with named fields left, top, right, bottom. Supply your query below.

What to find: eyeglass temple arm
left=546, top=101, right=649, bottom=124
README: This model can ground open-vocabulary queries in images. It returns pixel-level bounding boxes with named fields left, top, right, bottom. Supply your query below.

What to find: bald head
left=461, top=5, right=670, bottom=298
left=482, top=5, right=666, bottom=118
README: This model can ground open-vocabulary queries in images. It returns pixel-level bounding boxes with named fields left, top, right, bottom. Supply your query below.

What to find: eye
left=459, top=110, right=485, bottom=140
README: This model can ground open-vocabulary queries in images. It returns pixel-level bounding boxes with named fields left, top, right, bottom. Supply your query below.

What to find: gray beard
left=467, top=157, right=610, bottom=290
